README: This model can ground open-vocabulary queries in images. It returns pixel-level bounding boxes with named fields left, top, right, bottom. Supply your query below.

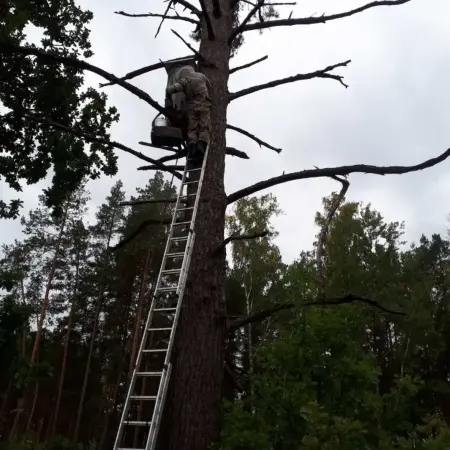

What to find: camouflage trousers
left=186, top=94, right=211, bottom=145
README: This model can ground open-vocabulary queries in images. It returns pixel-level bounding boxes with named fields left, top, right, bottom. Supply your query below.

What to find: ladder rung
left=136, top=371, right=163, bottom=376
left=148, top=327, right=172, bottom=331
left=186, top=167, right=202, bottom=172
left=179, top=193, right=197, bottom=199
left=173, top=221, right=191, bottom=226
left=161, top=268, right=182, bottom=274
left=176, top=207, right=194, bottom=212
left=153, top=307, right=177, bottom=312
left=169, top=236, right=188, bottom=242
left=156, top=286, right=178, bottom=292
left=182, top=180, right=199, bottom=185
left=142, top=348, right=167, bottom=353
left=129, top=395, right=157, bottom=400
left=166, top=252, right=185, bottom=258
left=117, top=448, right=145, bottom=450
left=124, top=421, right=152, bottom=426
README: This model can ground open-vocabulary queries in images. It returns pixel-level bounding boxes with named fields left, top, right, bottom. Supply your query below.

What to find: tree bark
left=158, top=2, right=231, bottom=449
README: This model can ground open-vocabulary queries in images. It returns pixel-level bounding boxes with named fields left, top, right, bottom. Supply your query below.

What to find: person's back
left=172, top=66, right=209, bottom=99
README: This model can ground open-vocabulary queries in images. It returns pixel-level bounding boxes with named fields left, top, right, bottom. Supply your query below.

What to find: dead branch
left=227, top=124, right=281, bottom=153
left=238, top=0, right=412, bottom=33
left=99, top=55, right=194, bottom=88
left=229, top=60, right=350, bottom=101
left=198, top=0, right=215, bottom=39
left=111, top=218, right=172, bottom=252
left=137, top=165, right=185, bottom=171
left=214, top=230, right=269, bottom=255
left=229, top=0, right=266, bottom=44
left=138, top=146, right=249, bottom=169
left=155, top=0, right=175, bottom=37
left=114, top=10, right=199, bottom=25
left=316, top=175, right=349, bottom=287
left=171, top=29, right=205, bottom=63
left=230, top=55, right=268, bottom=74
left=226, top=147, right=250, bottom=159
left=227, top=148, right=450, bottom=204
left=5, top=43, right=168, bottom=116
left=119, top=199, right=179, bottom=207
left=139, top=141, right=182, bottom=153
left=228, top=294, right=405, bottom=330
left=23, top=113, right=183, bottom=180
left=174, top=0, right=202, bottom=16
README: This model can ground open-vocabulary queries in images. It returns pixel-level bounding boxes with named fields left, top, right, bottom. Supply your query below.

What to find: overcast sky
left=1, top=0, right=449, bottom=262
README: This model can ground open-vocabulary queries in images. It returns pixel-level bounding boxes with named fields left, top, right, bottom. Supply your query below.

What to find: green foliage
left=0, top=0, right=119, bottom=218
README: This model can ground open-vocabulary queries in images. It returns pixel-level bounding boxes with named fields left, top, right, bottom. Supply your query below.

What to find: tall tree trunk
left=9, top=207, right=69, bottom=440
left=73, top=212, right=116, bottom=442
left=51, top=250, right=81, bottom=436
left=159, top=5, right=231, bottom=449
left=128, top=248, right=151, bottom=378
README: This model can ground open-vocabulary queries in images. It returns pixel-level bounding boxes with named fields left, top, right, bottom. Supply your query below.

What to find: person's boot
left=187, top=142, right=197, bottom=158
left=196, top=140, right=207, bottom=157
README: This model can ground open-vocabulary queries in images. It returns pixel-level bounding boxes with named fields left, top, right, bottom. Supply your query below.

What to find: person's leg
left=196, top=99, right=211, bottom=155
left=186, top=101, right=199, bottom=157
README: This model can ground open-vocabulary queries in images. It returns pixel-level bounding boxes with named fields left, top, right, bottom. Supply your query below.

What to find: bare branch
left=239, top=0, right=412, bottom=33
left=227, top=124, right=281, bottom=153
left=316, top=176, right=349, bottom=287
left=139, top=141, right=182, bottom=153
left=115, top=10, right=199, bottom=25
left=198, top=0, right=216, bottom=39
left=137, top=164, right=185, bottom=171
left=229, top=60, right=350, bottom=101
left=226, top=147, right=250, bottom=159
left=111, top=218, right=172, bottom=252
left=228, top=294, right=405, bottom=330
left=174, top=0, right=202, bottom=16
left=214, top=230, right=269, bottom=255
left=304, top=294, right=406, bottom=316
left=119, top=199, right=179, bottom=207
left=229, top=0, right=265, bottom=44
left=155, top=0, right=175, bottom=37
left=137, top=146, right=249, bottom=170
left=23, top=112, right=183, bottom=180
left=227, top=148, right=450, bottom=204
left=5, top=43, right=168, bottom=116
left=99, top=55, right=194, bottom=88
left=171, top=29, right=213, bottom=67
left=230, top=55, right=268, bottom=74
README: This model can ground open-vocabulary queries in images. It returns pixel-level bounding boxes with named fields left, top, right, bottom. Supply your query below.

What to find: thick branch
left=23, top=113, right=183, bottom=180
left=5, top=43, right=168, bottom=116
left=138, top=146, right=248, bottom=169
left=137, top=165, right=185, bottom=171
left=316, top=176, right=349, bottom=286
left=227, top=124, right=281, bottom=153
left=229, top=60, right=350, bottom=101
left=119, top=199, right=179, bottom=207
left=227, top=148, right=450, bottom=204
left=99, top=55, right=194, bottom=88
left=230, top=55, right=268, bottom=74
left=229, top=0, right=265, bottom=44
left=239, top=0, right=412, bottom=33
left=174, top=0, right=202, bottom=16
left=115, top=10, right=199, bottom=25
left=198, top=0, right=215, bottom=39
left=214, top=230, right=269, bottom=255
left=228, top=294, right=405, bottom=330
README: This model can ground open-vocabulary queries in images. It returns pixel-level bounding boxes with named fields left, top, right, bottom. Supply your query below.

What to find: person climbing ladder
left=165, top=58, right=211, bottom=158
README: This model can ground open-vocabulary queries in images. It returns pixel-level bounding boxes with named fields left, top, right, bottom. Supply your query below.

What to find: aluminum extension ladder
left=113, top=147, right=209, bottom=450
